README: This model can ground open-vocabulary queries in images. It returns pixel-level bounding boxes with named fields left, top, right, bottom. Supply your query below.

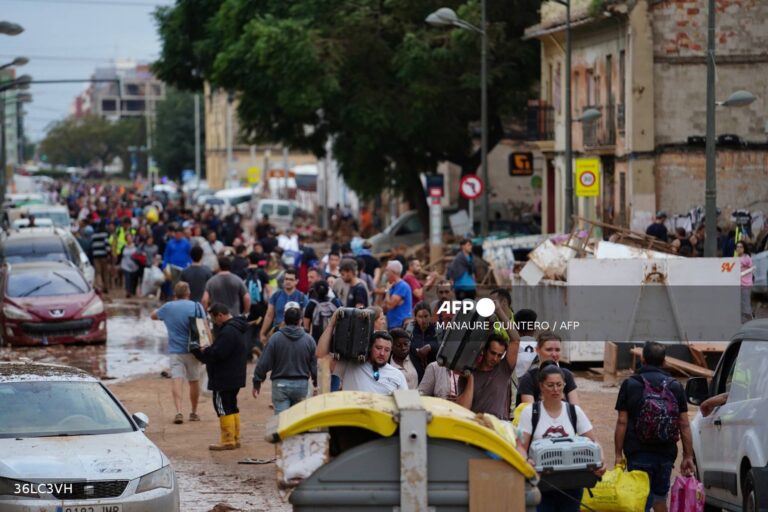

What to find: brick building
left=525, top=0, right=768, bottom=234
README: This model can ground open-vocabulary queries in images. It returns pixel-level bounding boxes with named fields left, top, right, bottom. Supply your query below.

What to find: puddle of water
left=0, top=300, right=169, bottom=381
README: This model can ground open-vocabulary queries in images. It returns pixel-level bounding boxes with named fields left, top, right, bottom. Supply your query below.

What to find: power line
left=0, top=53, right=138, bottom=63
left=0, top=0, right=171, bottom=7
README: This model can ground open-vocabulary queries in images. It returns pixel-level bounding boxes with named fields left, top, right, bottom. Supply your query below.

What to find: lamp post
left=0, top=21, right=23, bottom=36
left=426, top=6, right=490, bottom=236
left=0, top=57, right=28, bottom=72
left=704, top=0, right=756, bottom=256
left=553, top=0, right=573, bottom=231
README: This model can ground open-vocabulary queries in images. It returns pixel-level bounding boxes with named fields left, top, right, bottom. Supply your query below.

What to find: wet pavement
left=0, top=298, right=168, bottom=380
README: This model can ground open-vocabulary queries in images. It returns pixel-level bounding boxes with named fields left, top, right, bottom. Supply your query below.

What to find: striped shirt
left=91, top=231, right=109, bottom=259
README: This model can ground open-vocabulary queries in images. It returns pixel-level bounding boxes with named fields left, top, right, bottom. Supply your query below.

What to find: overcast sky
left=2, top=0, right=172, bottom=142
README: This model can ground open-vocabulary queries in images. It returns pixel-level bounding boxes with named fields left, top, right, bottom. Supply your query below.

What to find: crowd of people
left=35, top=181, right=700, bottom=511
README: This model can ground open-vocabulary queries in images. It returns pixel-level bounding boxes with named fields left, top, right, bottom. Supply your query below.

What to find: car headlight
left=81, top=298, right=104, bottom=316
left=0, top=477, right=39, bottom=498
left=136, top=465, right=173, bottom=494
left=2, top=304, right=33, bottom=321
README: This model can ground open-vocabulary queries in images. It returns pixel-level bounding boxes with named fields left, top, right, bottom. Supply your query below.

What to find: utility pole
left=194, top=93, right=201, bottom=184
left=703, top=0, right=717, bottom=256
left=225, top=91, right=234, bottom=188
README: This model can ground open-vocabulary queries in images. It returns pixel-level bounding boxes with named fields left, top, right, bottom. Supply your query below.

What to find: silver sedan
left=0, top=361, right=179, bottom=511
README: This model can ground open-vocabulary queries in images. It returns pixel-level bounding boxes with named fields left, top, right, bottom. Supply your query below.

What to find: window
left=586, top=69, right=594, bottom=106
left=619, top=50, right=626, bottom=105
left=0, top=381, right=133, bottom=438
left=7, top=269, right=88, bottom=297
left=396, top=215, right=422, bottom=236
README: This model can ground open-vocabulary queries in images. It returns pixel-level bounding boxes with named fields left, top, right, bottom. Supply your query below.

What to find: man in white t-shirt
left=316, top=324, right=407, bottom=394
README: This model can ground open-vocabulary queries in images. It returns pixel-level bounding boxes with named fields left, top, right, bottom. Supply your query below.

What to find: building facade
left=526, top=0, right=768, bottom=234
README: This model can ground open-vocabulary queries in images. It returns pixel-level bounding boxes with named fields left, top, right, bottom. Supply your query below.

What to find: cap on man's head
left=362, top=240, right=373, bottom=249
left=656, top=211, right=667, bottom=219
left=284, top=301, right=301, bottom=313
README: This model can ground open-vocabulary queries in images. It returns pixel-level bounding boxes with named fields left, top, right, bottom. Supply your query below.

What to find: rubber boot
left=209, top=414, right=237, bottom=451
left=233, top=412, right=241, bottom=448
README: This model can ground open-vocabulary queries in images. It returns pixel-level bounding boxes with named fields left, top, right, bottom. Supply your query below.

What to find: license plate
left=58, top=505, right=122, bottom=512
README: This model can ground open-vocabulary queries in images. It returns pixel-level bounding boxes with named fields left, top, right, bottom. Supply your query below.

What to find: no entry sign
left=459, top=175, right=484, bottom=200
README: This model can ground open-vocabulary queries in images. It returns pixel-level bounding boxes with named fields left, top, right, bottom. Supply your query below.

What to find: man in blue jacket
left=163, top=226, right=192, bottom=270
left=192, top=303, right=249, bottom=451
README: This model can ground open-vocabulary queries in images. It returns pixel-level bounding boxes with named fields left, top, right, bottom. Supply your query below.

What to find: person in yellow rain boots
left=191, top=302, right=249, bottom=451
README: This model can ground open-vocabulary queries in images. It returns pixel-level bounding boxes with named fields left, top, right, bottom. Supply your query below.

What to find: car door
left=715, top=340, right=768, bottom=506
left=696, top=341, right=740, bottom=504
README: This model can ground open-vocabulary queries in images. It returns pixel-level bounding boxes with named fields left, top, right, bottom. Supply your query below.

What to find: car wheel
left=744, top=470, right=757, bottom=512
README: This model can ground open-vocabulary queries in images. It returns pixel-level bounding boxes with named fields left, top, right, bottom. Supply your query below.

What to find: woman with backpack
left=517, top=362, right=605, bottom=512
left=304, top=280, right=341, bottom=342
left=517, top=331, right=579, bottom=405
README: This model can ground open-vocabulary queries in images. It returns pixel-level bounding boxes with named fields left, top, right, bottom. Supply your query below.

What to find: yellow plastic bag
left=581, top=461, right=649, bottom=512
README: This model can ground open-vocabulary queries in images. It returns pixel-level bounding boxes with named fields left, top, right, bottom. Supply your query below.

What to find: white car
left=0, top=361, right=180, bottom=511
left=686, top=319, right=768, bottom=512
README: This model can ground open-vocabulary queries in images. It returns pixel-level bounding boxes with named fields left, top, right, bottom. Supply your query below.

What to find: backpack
left=310, top=298, right=338, bottom=333
left=246, top=271, right=263, bottom=304
left=633, top=375, right=681, bottom=444
left=531, top=401, right=578, bottom=437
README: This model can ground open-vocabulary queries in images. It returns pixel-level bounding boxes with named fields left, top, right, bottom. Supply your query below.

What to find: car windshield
left=0, top=381, right=134, bottom=438
left=32, top=212, right=71, bottom=228
left=1, top=237, right=68, bottom=263
left=7, top=269, right=88, bottom=297
left=228, top=195, right=252, bottom=206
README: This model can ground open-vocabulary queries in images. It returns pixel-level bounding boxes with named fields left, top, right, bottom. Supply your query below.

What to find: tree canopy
left=154, top=88, right=203, bottom=180
left=154, top=0, right=541, bottom=220
left=39, top=115, right=143, bottom=173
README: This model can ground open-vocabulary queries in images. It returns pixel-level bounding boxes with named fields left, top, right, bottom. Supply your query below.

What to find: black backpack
left=531, top=401, right=578, bottom=436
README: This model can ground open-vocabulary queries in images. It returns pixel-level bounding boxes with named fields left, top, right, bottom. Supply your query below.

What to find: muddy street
left=0, top=298, right=728, bottom=510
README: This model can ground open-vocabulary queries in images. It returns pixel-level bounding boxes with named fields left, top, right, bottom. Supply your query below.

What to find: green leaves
left=154, top=0, right=542, bottom=221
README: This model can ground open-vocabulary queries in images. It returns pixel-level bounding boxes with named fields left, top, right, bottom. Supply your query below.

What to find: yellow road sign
left=575, top=158, right=600, bottom=197
left=247, top=166, right=261, bottom=184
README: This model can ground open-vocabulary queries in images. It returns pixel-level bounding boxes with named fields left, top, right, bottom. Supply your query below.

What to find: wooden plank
left=317, top=356, right=331, bottom=394
left=629, top=347, right=713, bottom=378
left=603, top=341, right=618, bottom=386
left=469, top=459, right=525, bottom=512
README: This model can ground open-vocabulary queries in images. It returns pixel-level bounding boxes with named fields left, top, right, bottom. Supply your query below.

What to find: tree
left=40, top=115, right=144, bottom=173
left=153, top=88, right=202, bottom=180
left=154, top=0, right=541, bottom=229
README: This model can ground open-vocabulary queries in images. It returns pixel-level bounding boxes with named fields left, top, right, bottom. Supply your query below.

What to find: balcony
left=582, top=103, right=616, bottom=148
left=526, top=100, right=554, bottom=141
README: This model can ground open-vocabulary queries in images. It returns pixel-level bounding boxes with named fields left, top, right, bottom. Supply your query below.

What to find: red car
left=0, top=261, right=107, bottom=346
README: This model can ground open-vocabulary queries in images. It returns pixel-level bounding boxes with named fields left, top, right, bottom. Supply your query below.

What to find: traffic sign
left=247, top=166, right=261, bottom=184
left=575, top=158, right=600, bottom=197
left=459, top=175, right=484, bottom=200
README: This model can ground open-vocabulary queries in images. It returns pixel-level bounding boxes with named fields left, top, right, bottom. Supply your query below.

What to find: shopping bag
left=189, top=303, right=212, bottom=351
left=581, top=461, right=649, bottom=512
left=669, top=475, right=705, bottom=512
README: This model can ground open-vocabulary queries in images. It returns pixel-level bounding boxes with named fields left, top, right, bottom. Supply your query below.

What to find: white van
left=214, top=187, right=259, bottom=216
left=686, top=319, right=768, bottom=511
left=253, top=199, right=296, bottom=232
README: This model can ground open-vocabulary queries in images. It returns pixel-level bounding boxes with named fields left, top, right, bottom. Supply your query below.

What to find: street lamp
left=0, top=21, right=23, bottom=36
left=704, top=0, right=757, bottom=256
left=0, top=57, right=28, bottom=71
left=426, top=5, right=490, bottom=236
left=552, top=0, right=574, bottom=231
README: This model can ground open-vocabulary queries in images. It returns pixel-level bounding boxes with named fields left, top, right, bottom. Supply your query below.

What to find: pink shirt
left=403, top=274, right=422, bottom=294
left=740, top=255, right=753, bottom=287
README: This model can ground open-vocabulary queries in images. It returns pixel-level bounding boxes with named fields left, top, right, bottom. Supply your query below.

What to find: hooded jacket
left=253, top=325, right=317, bottom=387
left=195, top=316, right=248, bottom=390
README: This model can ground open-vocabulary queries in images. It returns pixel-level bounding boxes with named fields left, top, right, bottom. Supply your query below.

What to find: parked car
left=0, top=360, right=180, bottom=511
left=253, top=198, right=297, bottom=232
left=0, top=228, right=95, bottom=286
left=686, top=319, right=768, bottom=512
left=0, top=261, right=107, bottom=346
left=752, top=250, right=768, bottom=296
left=215, top=187, right=259, bottom=216
left=21, top=204, right=72, bottom=229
